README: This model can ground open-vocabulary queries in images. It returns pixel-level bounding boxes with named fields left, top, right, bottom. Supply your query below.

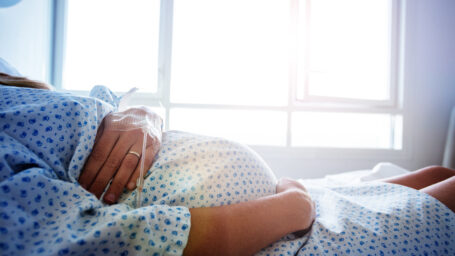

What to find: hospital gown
left=119, top=130, right=455, bottom=256
left=1, top=85, right=454, bottom=255
left=0, top=86, right=190, bottom=256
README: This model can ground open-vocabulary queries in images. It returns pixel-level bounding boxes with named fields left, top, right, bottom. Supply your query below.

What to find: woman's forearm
left=184, top=190, right=313, bottom=256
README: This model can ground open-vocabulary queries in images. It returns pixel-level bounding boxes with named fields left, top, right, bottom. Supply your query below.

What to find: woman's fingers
left=276, top=177, right=308, bottom=194
left=126, top=143, right=160, bottom=191
left=103, top=132, right=161, bottom=204
left=78, top=107, right=163, bottom=203
left=79, top=129, right=119, bottom=189
left=102, top=143, right=144, bottom=204
left=88, top=130, right=141, bottom=198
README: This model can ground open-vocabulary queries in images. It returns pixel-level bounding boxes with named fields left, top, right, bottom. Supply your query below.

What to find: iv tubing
left=136, top=131, right=147, bottom=208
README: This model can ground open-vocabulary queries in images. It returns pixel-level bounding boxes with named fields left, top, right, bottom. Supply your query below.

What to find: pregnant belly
left=119, top=131, right=277, bottom=208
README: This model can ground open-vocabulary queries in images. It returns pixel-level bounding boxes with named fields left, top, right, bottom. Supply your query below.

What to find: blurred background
left=1, top=0, right=454, bottom=178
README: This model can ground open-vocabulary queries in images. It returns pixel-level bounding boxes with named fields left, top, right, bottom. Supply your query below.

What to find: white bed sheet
left=299, top=162, right=410, bottom=186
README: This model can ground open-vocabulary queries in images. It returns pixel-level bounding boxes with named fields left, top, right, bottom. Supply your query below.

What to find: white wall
left=0, top=0, right=52, bottom=82
left=401, top=0, right=455, bottom=170
left=262, top=0, right=455, bottom=178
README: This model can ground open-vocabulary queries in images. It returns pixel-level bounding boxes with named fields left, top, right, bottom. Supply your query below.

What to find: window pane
left=63, top=0, right=160, bottom=92
left=171, top=0, right=289, bottom=106
left=292, top=112, right=401, bottom=149
left=170, top=108, right=287, bottom=146
left=393, top=115, right=403, bottom=150
left=298, top=0, right=391, bottom=100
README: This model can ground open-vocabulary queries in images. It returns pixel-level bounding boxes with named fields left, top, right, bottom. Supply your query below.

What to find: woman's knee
left=420, top=166, right=455, bottom=180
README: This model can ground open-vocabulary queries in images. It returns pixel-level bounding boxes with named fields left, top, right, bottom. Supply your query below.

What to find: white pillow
left=0, top=57, right=22, bottom=76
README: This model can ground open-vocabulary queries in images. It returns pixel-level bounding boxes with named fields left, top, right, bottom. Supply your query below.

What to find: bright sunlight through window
left=63, top=0, right=160, bottom=93
left=62, top=0, right=402, bottom=150
left=171, top=0, right=289, bottom=106
left=297, top=0, right=392, bottom=101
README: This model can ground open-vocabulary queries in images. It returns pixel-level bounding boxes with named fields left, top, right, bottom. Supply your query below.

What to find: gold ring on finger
left=127, top=150, right=140, bottom=158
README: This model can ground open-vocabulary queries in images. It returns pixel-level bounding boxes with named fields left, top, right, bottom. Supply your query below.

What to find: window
left=58, top=0, right=403, bottom=151
left=292, top=112, right=402, bottom=149
left=171, top=0, right=288, bottom=106
left=63, top=0, right=161, bottom=93
left=296, top=0, right=393, bottom=102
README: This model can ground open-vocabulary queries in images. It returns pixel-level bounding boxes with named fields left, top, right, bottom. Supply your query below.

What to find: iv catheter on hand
left=107, top=88, right=162, bottom=208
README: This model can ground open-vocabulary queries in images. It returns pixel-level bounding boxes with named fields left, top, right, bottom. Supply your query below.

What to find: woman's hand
left=276, top=177, right=310, bottom=193
left=276, top=178, right=316, bottom=231
left=185, top=182, right=316, bottom=256
left=78, top=106, right=163, bottom=204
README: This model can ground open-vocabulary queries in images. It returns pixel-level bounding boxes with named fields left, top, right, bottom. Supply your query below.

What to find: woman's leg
left=382, top=166, right=455, bottom=212
left=420, top=176, right=455, bottom=212
left=382, top=166, right=455, bottom=190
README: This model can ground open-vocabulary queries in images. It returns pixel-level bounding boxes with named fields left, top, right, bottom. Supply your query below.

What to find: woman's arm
left=185, top=187, right=315, bottom=256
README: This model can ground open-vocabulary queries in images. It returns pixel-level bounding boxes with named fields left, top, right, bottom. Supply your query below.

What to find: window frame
left=51, top=0, right=407, bottom=158
left=294, top=0, right=401, bottom=108
left=51, top=0, right=164, bottom=99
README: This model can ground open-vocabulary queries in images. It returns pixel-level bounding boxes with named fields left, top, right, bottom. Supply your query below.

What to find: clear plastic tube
left=136, top=131, right=147, bottom=208
left=105, top=88, right=162, bottom=208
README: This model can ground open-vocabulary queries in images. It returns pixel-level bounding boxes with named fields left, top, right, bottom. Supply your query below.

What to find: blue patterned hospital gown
left=1, top=85, right=454, bottom=255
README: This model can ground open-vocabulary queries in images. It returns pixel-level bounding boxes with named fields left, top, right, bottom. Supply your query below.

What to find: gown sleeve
left=0, top=166, right=191, bottom=256
left=0, top=85, right=191, bottom=256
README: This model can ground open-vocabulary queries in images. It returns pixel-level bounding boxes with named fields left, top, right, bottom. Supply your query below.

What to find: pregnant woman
left=1, top=70, right=454, bottom=255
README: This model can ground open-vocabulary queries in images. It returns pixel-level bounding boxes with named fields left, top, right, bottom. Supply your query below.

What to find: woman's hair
left=0, top=72, right=52, bottom=90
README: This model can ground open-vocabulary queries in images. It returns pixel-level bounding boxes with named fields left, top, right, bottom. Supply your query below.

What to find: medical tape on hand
left=106, top=88, right=159, bottom=208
